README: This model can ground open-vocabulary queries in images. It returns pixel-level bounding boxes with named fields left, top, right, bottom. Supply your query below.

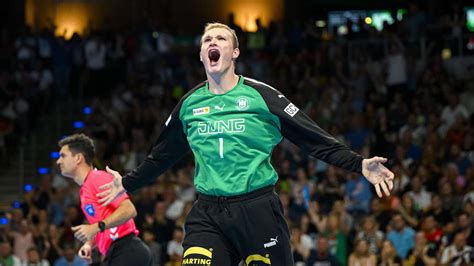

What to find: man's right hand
left=78, top=243, right=92, bottom=264
left=97, top=166, right=126, bottom=206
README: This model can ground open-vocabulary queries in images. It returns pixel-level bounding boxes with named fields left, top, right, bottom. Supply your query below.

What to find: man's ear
left=75, top=153, right=84, bottom=165
left=232, top=48, right=240, bottom=59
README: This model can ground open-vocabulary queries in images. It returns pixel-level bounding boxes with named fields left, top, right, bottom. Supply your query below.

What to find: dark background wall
left=2, top=0, right=471, bottom=34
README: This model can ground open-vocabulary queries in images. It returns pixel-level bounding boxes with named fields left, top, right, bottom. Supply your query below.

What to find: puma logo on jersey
left=264, top=236, right=278, bottom=248
left=215, top=104, right=225, bottom=111
left=197, top=119, right=245, bottom=135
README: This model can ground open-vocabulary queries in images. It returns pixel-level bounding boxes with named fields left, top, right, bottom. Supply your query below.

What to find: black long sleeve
left=122, top=101, right=191, bottom=193
left=246, top=79, right=363, bottom=174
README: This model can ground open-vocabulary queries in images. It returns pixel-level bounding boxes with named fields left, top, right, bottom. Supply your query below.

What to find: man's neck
left=74, top=165, right=93, bottom=186
left=207, top=69, right=239, bottom=94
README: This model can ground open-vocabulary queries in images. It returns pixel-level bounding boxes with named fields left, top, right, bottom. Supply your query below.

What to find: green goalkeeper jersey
left=123, top=76, right=363, bottom=196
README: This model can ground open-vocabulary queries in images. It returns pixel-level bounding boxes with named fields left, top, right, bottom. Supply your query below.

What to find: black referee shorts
left=102, top=233, right=152, bottom=266
left=182, top=186, right=294, bottom=266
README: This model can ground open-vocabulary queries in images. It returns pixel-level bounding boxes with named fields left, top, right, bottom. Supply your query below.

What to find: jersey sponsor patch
left=193, top=107, right=210, bottom=116
left=85, top=204, right=95, bottom=217
left=284, top=103, right=299, bottom=117
left=197, top=119, right=245, bottom=135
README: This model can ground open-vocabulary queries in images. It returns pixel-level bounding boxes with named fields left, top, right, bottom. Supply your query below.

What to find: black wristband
left=98, top=221, right=106, bottom=232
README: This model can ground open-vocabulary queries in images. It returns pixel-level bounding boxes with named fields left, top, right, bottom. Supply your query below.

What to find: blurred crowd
left=1, top=1, right=474, bottom=265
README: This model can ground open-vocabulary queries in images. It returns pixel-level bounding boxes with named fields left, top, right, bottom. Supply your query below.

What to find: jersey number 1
left=219, top=138, right=224, bottom=158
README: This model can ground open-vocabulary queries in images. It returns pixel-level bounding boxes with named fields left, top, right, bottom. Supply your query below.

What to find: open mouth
left=208, top=49, right=220, bottom=66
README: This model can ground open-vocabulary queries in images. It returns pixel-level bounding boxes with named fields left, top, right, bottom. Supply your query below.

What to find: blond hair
left=202, top=22, right=239, bottom=49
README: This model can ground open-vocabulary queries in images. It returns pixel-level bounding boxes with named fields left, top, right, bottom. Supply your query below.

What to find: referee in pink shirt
left=56, top=134, right=152, bottom=265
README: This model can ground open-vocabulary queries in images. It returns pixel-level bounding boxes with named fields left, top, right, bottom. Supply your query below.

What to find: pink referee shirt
left=79, top=169, right=139, bottom=256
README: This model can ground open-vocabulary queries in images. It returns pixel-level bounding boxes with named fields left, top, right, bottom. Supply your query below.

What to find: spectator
left=356, top=216, right=384, bottom=255
left=460, top=80, right=474, bottom=115
left=345, top=173, right=372, bottom=215
left=331, top=200, right=354, bottom=234
left=378, top=240, right=402, bottom=266
left=440, top=231, right=473, bottom=265
left=148, top=201, right=175, bottom=247
left=11, top=220, right=34, bottom=262
left=457, top=212, right=474, bottom=247
left=387, top=213, right=416, bottom=259
left=425, top=194, right=453, bottom=227
left=306, top=237, right=339, bottom=266
left=440, top=94, right=469, bottom=137
left=322, top=213, right=347, bottom=266
left=53, top=245, right=86, bottom=266
left=348, top=238, right=376, bottom=266
left=307, top=200, right=327, bottom=234
left=0, top=241, right=21, bottom=266
left=422, top=215, right=443, bottom=246
left=407, top=176, right=432, bottom=212
left=404, top=231, right=437, bottom=266
left=142, top=229, right=161, bottom=266
left=23, top=247, right=49, bottom=266
left=166, top=227, right=184, bottom=266
left=393, top=193, right=420, bottom=228
left=43, top=225, right=63, bottom=265
left=370, top=198, right=393, bottom=232
left=290, top=225, right=312, bottom=264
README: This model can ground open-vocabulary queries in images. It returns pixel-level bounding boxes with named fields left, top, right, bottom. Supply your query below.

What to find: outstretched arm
left=251, top=80, right=394, bottom=197
left=97, top=101, right=191, bottom=205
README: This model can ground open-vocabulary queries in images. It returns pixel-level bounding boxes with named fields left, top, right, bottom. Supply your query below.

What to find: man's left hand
left=362, top=156, right=394, bottom=198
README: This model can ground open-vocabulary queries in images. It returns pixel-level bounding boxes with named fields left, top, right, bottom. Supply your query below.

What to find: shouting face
left=200, top=27, right=239, bottom=76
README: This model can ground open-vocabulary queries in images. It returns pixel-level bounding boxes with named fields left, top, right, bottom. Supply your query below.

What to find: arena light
left=50, top=152, right=60, bottom=159
left=225, top=0, right=283, bottom=32
left=54, top=2, right=89, bottom=39
left=365, top=17, right=373, bottom=25
left=38, top=167, right=49, bottom=175
left=337, top=25, right=348, bottom=35
left=369, top=11, right=394, bottom=31
left=441, top=48, right=452, bottom=60
left=12, top=201, right=21, bottom=209
left=24, top=184, right=33, bottom=192
left=73, top=121, right=85, bottom=129
left=397, top=9, right=407, bottom=21
left=0, top=218, right=8, bottom=225
left=466, top=7, right=474, bottom=32
left=315, top=20, right=326, bottom=28
left=83, top=106, right=92, bottom=115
